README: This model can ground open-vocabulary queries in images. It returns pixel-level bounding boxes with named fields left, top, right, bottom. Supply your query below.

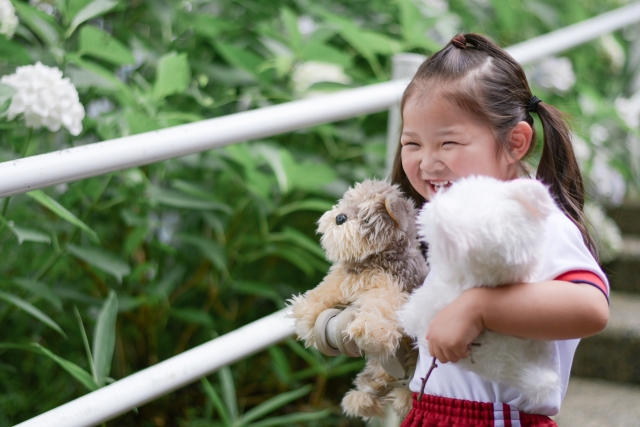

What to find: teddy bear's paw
left=347, top=317, right=400, bottom=357
left=294, top=321, right=315, bottom=346
left=341, top=390, right=385, bottom=420
left=384, top=387, right=413, bottom=418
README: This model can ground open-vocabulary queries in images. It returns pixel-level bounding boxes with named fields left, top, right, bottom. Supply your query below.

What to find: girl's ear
left=506, top=121, right=533, bottom=163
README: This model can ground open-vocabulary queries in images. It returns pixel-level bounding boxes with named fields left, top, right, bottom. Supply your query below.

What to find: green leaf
left=239, top=385, right=312, bottom=426
left=8, top=225, right=51, bottom=245
left=32, top=343, right=99, bottom=391
left=74, top=306, right=97, bottom=382
left=256, top=145, right=288, bottom=194
left=0, top=343, right=99, bottom=391
left=275, top=199, right=334, bottom=217
left=153, top=52, right=191, bottom=101
left=26, top=190, right=98, bottom=242
left=201, top=378, right=232, bottom=427
left=268, top=346, right=291, bottom=384
left=214, top=42, right=269, bottom=83
left=177, top=234, right=227, bottom=272
left=67, top=244, right=131, bottom=283
left=92, top=290, right=118, bottom=387
left=246, top=410, right=331, bottom=427
left=13, top=2, right=62, bottom=46
left=67, top=0, right=119, bottom=37
left=308, top=6, right=384, bottom=78
left=0, top=38, right=31, bottom=66
left=78, top=25, right=135, bottom=65
left=65, top=55, right=132, bottom=103
left=280, top=150, right=337, bottom=192
left=301, top=42, right=353, bottom=68
left=280, top=7, right=302, bottom=54
left=218, top=367, right=238, bottom=423
left=11, top=278, right=62, bottom=311
left=170, top=308, right=214, bottom=327
left=0, top=291, right=66, bottom=337
left=272, top=228, right=325, bottom=259
left=397, top=0, right=441, bottom=51
left=0, top=83, right=16, bottom=108
left=284, top=338, right=323, bottom=369
left=151, top=186, right=230, bottom=211
left=233, top=281, right=281, bottom=304
left=186, top=14, right=238, bottom=38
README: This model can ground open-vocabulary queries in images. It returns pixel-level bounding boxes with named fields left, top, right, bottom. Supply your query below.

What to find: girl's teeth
left=430, top=181, right=452, bottom=191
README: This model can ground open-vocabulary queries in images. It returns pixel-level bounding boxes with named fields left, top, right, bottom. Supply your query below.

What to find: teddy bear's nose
left=335, top=214, right=347, bottom=225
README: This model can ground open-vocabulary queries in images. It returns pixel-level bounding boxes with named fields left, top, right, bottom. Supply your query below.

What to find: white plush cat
left=399, top=175, right=561, bottom=405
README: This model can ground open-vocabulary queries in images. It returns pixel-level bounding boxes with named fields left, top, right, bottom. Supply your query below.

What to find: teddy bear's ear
left=508, top=179, right=555, bottom=219
left=384, top=195, right=405, bottom=228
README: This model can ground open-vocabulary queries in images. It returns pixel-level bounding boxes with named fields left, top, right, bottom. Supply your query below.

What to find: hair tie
left=527, top=95, right=542, bottom=113
left=451, top=34, right=467, bottom=50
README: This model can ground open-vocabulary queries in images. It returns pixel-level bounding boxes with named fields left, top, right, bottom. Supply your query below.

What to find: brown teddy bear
left=288, top=179, right=428, bottom=420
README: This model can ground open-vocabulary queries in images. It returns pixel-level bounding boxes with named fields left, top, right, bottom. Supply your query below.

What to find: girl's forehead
left=402, top=94, right=480, bottom=132
left=402, top=89, right=492, bottom=136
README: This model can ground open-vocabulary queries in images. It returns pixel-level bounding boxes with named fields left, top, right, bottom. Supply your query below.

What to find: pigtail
left=535, top=103, right=598, bottom=258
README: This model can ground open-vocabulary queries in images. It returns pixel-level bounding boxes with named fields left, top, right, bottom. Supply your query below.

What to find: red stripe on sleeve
left=554, top=270, right=608, bottom=297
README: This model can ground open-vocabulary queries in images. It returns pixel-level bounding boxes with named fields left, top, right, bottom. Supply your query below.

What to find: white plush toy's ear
left=508, top=179, right=556, bottom=219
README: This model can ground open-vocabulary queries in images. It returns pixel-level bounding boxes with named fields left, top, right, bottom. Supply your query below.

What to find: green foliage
left=0, top=0, right=636, bottom=426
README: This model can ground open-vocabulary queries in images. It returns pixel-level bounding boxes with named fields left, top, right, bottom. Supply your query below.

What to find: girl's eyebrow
left=434, top=127, right=462, bottom=136
left=402, top=131, right=419, bottom=137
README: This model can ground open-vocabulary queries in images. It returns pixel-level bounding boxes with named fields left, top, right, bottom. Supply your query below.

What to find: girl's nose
left=420, top=154, right=445, bottom=173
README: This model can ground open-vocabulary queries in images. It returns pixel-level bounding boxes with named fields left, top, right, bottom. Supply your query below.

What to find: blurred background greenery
left=0, top=0, right=637, bottom=426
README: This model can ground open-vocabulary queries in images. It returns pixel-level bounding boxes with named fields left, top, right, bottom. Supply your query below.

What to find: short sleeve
left=534, top=209, right=609, bottom=300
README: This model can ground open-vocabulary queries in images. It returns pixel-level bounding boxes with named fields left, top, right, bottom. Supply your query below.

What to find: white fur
left=399, top=176, right=561, bottom=406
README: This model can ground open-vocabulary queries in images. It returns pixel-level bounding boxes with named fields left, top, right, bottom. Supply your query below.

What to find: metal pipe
left=385, top=53, right=427, bottom=176
left=506, top=1, right=640, bottom=64
left=14, top=309, right=295, bottom=427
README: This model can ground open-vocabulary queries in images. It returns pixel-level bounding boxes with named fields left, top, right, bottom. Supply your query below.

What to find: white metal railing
left=13, top=2, right=640, bottom=426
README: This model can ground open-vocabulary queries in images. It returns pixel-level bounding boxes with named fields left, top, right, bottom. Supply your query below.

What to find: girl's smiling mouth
left=428, top=180, right=454, bottom=194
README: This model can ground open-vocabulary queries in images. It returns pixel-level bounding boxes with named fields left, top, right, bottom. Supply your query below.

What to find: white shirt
left=408, top=209, right=609, bottom=416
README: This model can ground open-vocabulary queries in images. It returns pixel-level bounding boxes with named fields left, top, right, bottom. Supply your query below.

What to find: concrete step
left=572, top=292, right=640, bottom=383
left=607, top=202, right=640, bottom=235
left=553, top=376, right=640, bottom=426
left=605, top=236, right=640, bottom=292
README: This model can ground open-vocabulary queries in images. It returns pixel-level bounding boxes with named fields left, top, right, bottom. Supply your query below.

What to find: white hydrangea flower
left=292, top=61, right=351, bottom=94
left=614, top=90, right=640, bottom=128
left=297, top=15, right=317, bottom=37
left=1, top=62, right=85, bottom=135
left=528, top=56, right=576, bottom=93
left=584, top=201, right=623, bottom=264
left=589, top=154, right=627, bottom=206
left=0, top=0, right=18, bottom=39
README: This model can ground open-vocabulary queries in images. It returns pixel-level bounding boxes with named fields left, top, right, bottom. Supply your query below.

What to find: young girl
left=391, top=34, right=610, bottom=427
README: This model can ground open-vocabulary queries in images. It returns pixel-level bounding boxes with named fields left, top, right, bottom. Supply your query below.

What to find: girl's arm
left=426, top=280, right=609, bottom=363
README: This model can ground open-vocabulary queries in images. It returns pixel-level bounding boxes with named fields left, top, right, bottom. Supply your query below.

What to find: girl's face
left=401, top=93, right=519, bottom=201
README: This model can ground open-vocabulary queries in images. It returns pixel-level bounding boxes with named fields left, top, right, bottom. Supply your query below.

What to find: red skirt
left=400, top=393, right=558, bottom=427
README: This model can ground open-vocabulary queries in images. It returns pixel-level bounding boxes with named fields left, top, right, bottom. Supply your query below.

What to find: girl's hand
left=426, top=288, right=485, bottom=363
